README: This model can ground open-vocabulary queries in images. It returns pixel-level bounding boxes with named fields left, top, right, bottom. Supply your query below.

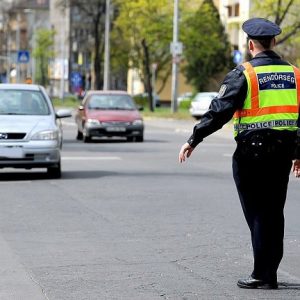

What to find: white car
left=177, top=92, right=193, bottom=104
left=189, top=92, right=218, bottom=120
left=0, top=84, right=71, bottom=178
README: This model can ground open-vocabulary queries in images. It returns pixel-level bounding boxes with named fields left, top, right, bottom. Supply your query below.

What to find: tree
left=33, top=29, right=55, bottom=86
left=253, top=0, right=300, bottom=64
left=253, top=0, right=300, bottom=45
left=114, top=0, right=173, bottom=111
left=109, top=9, right=131, bottom=90
left=181, top=0, right=232, bottom=92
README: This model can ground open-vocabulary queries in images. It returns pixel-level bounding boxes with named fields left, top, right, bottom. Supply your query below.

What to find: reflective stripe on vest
left=233, top=62, right=300, bottom=136
left=234, top=119, right=298, bottom=131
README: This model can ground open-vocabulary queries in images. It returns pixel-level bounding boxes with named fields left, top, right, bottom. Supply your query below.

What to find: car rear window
left=0, top=90, right=50, bottom=115
left=87, top=94, right=136, bottom=110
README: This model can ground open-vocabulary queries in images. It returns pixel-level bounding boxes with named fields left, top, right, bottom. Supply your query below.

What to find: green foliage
left=252, top=0, right=300, bottom=65
left=33, top=29, right=55, bottom=87
left=179, top=99, right=192, bottom=110
left=132, top=94, right=148, bottom=108
left=181, top=0, right=232, bottom=91
left=113, top=0, right=173, bottom=92
left=52, top=96, right=79, bottom=108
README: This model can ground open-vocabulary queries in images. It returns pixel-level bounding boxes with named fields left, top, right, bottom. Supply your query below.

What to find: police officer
left=179, top=18, right=300, bottom=289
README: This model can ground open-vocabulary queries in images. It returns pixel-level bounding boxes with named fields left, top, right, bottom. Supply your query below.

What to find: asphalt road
left=0, top=117, right=299, bottom=300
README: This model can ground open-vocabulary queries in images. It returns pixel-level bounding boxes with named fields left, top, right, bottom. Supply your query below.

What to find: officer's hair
left=252, top=39, right=273, bottom=50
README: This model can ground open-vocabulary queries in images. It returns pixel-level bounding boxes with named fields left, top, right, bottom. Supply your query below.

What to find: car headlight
left=31, top=130, right=59, bottom=140
left=86, top=119, right=101, bottom=125
left=132, top=119, right=143, bottom=126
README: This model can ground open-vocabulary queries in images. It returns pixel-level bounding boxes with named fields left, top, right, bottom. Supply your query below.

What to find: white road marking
left=0, top=181, right=32, bottom=184
left=175, top=128, right=192, bottom=134
left=62, top=156, right=121, bottom=161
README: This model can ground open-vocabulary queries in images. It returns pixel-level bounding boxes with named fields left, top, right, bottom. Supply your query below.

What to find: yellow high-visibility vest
left=233, top=62, right=300, bottom=137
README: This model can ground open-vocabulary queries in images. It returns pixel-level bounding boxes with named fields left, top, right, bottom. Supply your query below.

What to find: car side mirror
left=137, top=105, right=144, bottom=111
left=56, top=109, right=72, bottom=118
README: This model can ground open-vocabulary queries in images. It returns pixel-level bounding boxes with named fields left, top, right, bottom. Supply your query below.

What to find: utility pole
left=103, top=0, right=110, bottom=90
left=170, top=0, right=181, bottom=113
left=59, top=10, right=65, bottom=100
left=16, top=12, right=21, bottom=83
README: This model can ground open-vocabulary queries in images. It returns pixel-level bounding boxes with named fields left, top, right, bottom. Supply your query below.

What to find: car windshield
left=87, top=94, right=136, bottom=110
left=0, top=90, right=50, bottom=115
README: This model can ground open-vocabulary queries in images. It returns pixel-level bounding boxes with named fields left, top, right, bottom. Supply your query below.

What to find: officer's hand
left=292, top=159, right=300, bottom=178
left=179, top=143, right=194, bottom=163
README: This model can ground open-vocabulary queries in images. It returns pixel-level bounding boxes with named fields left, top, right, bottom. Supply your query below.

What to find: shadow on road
left=278, top=282, right=300, bottom=290
left=0, top=170, right=118, bottom=181
left=0, top=172, right=50, bottom=181
left=0, top=169, right=228, bottom=181
left=61, top=170, right=118, bottom=179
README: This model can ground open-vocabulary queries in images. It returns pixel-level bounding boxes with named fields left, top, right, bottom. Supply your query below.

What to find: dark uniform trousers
left=232, top=129, right=296, bottom=283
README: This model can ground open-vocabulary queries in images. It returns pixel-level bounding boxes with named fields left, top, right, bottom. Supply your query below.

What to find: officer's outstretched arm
left=179, top=143, right=194, bottom=163
left=292, top=160, right=300, bottom=178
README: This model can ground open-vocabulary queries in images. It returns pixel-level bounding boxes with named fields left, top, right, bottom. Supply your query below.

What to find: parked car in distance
left=189, top=92, right=218, bottom=120
left=177, top=92, right=193, bottom=104
left=0, top=84, right=71, bottom=178
left=75, top=91, right=144, bottom=142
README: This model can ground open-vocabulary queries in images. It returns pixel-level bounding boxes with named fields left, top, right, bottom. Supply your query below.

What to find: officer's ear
left=248, top=39, right=255, bottom=51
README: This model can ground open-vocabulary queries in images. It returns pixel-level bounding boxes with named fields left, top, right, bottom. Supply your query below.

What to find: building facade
left=0, top=0, right=50, bottom=84
left=219, top=0, right=251, bottom=62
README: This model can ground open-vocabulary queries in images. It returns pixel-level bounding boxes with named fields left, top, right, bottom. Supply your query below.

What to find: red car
left=75, top=91, right=144, bottom=142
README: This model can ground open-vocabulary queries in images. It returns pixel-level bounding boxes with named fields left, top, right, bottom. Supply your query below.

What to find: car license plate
left=0, top=146, right=23, bottom=158
left=106, top=127, right=126, bottom=132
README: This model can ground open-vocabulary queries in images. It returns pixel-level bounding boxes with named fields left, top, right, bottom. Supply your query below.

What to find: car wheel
left=47, top=161, right=61, bottom=179
left=76, top=130, right=83, bottom=140
left=136, top=135, right=144, bottom=142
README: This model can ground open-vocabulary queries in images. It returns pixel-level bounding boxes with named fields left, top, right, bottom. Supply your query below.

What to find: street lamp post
left=103, top=0, right=110, bottom=90
left=171, top=0, right=180, bottom=113
left=24, top=9, right=35, bottom=81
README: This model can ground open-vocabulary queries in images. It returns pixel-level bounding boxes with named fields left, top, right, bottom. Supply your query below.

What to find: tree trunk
left=40, top=56, right=46, bottom=86
left=141, top=39, right=154, bottom=112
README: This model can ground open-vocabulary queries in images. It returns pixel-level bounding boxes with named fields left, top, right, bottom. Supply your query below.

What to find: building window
left=234, top=3, right=240, bottom=17
left=227, top=3, right=240, bottom=18
left=227, top=5, right=233, bottom=17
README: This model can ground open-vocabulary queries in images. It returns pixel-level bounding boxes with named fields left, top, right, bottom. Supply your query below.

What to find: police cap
left=242, top=18, right=281, bottom=40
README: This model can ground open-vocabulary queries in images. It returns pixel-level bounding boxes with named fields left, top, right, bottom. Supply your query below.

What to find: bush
left=52, top=96, right=79, bottom=108
left=179, top=99, right=192, bottom=110
left=132, top=95, right=148, bottom=107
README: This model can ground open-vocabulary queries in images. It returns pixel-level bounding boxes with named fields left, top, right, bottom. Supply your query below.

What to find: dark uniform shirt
left=187, top=50, right=300, bottom=158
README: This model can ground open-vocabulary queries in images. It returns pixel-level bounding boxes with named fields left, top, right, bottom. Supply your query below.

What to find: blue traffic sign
left=70, top=72, right=82, bottom=88
left=17, top=50, right=30, bottom=63
left=233, top=50, right=242, bottom=65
